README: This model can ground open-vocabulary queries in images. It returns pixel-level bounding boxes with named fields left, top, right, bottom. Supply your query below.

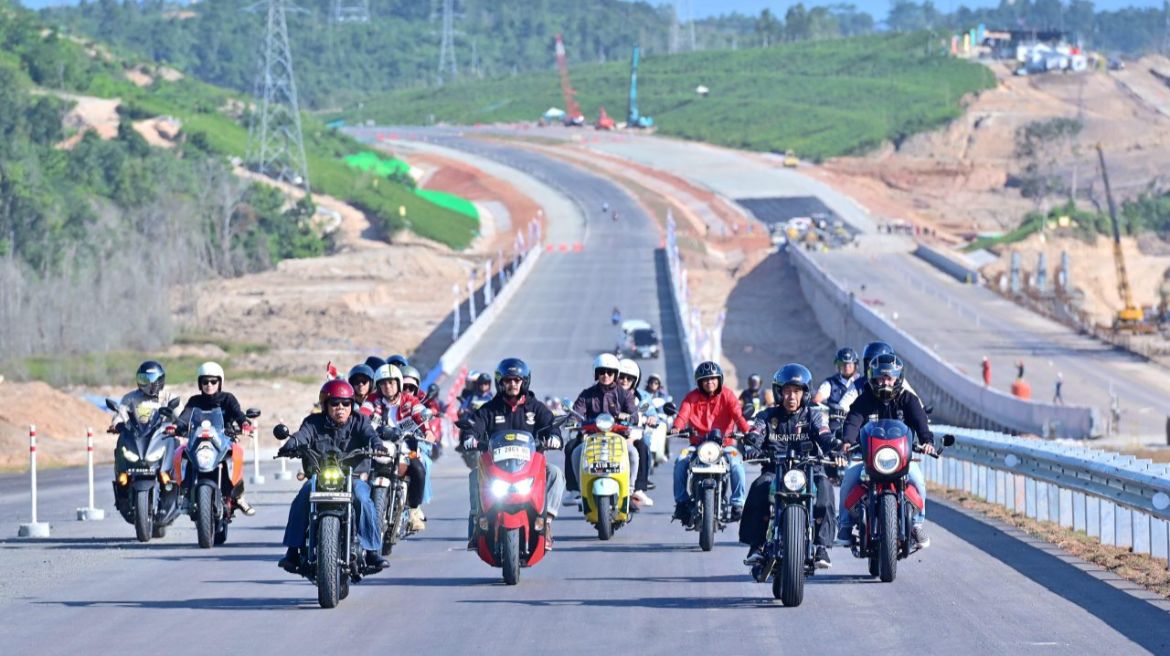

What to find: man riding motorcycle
left=175, top=362, right=257, bottom=516
left=564, top=353, right=640, bottom=501
left=276, top=380, right=389, bottom=574
left=401, top=363, right=442, bottom=504
left=739, top=374, right=766, bottom=417
left=741, top=364, right=842, bottom=569
left=617, top=359, right=655, bottom=504
left=838, top=341, right=918, bottom=413
left=460, top=372, right=494, bottom=415
left=836, top=353, right=935, bottom=548
left=109, top=360, right=179, bottom=432
left=671, top=361, right=750, bottom=525
left=460, top=358, right=566, bottom=549
left=366, top=363, right=432, bottom=532
left=813, top=347, right=862, bottom=433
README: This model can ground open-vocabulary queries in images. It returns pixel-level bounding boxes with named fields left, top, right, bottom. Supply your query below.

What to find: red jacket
left=673, top=387, right=750, bottom=446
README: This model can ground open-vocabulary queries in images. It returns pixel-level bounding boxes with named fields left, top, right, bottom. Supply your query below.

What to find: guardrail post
left=1116, top=505, right=1132, bottom=549
left=1100, top=500, right=1115, bottom=544
left=1133, top=512, right=1151, bottom=555
left=250, top=422, right=265, bottom=486
left=76, top=427, right=105, bottom=521
left=1058, top=488, right=1072, bottom=528
left=18, top=425, right=50, bottom=537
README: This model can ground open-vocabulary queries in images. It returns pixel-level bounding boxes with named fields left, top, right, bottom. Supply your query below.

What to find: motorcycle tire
left=775, top=506, right=807, bottom=606
left=878, top=493, right=898, bottom=583
left=372, top=486, right=391, bottom=554
left=699, top=487, right=716, bottom=552
left=196, top=485, right=215, bottom=549
left=134, top=489, right=153, bottom=543
left=151, top=523, right=167, bottom=539
left=340, top=574, right=350, bottom=600
left=502, top=527, right=521, bottom=585
left=317, top=515, right=342, bottom=609
left=597, top=495, right=614, bottom=541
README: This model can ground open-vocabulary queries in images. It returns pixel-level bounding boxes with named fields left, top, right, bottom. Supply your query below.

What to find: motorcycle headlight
left=195, top=444, right=217, bottom=471
left=319, top=465, right=345, bottom=489
left=782, top=469, right=807, bottom=492
left=511, top=477, right=535, bottom=496
left=145, top=443, right=167, bottom=463
left=873, top=447, right=901, bottom=475
left=121, top=446, right=141, bottom=463
left=697, top=441, right=722, bottom=465
left=490, top=478, right=511, bottom=499
left=594, top=413, right=615, bottom=433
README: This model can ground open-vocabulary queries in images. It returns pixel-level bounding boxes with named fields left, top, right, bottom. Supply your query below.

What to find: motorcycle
left=841, top=419, right=954, bottom=582
left=640, top=397, right=674, bottom=468
left=748, top=441, right=835, bottom=607
left=106, top=397, right=182, bottom=542
left=175, top=407, right=261, bottom=548
left=273, top=434, right=380, bottom=609
left=680, top=429, right=737, bottom=552
left=472, top=414, right=569, bottom=585
left=371, top=406, right=431, bottom=556
left=576, top=412, right=634, bottom=540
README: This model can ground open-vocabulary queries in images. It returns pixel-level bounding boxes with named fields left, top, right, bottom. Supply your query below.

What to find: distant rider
left=738, top=373, right=766, bottom=417
left=175, top=362, right=256, bottom=516
left=813, top=347, right=861, bottom=435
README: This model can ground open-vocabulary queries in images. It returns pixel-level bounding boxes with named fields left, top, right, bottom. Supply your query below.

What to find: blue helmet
left=772, top=363, right=813, bottom=407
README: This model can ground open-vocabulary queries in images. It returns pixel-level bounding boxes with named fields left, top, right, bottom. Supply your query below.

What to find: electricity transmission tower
left=332, top=0, right=370, bottom=23
left=437, top=0, right=457, bottom=83
left=246, top=0, right=310, bottom=192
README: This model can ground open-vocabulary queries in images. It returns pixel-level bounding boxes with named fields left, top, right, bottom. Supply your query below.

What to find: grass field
left=343, top=32, right=995, bottom=162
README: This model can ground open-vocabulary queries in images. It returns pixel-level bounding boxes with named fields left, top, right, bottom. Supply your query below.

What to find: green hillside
left=345, top=33, right=996, bottom=162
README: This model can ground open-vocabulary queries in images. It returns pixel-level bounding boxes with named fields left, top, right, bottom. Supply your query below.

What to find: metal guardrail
left=927, top=424, right=1170, bottom=564
left=664, top=211, right=697, bottom=375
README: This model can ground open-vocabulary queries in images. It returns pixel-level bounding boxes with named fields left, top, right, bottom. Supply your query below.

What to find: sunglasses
left=198, top=377, right=221, bottom=386
left=597, top=369, right=617, bottom=377
left=327, top=399, right=353, bottom=408
left=618, top=374, right=636, bottom=382
left=404, top=384, right=419, bottom=394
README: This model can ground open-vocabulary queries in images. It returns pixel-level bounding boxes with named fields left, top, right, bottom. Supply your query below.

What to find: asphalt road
left=2, top=132, right=1169, bottom=654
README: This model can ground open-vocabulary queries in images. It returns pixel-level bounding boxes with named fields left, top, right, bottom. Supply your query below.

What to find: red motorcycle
left=472, top=416, right=567, bottom=585
left=842, top=418, right=953, bottom=582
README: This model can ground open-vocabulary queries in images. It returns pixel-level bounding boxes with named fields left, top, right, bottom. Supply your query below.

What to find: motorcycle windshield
left=861, top=418, right=910, bottom=449
left=487, top=430, right=536, bottom=473
left=123, top=405, right=166, bottom=458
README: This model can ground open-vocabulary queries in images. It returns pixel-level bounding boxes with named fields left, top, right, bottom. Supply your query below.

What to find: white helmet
left=375, top=364, right=402, bottom=385
left=196, top=361, right=225, bottom=384
left=593, top=353, right=620, bottom=379
left=618, top=359, right=641, bottom=387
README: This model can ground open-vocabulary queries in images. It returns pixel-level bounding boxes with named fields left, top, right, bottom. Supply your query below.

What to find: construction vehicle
left=595, top=106, right=615, bottom=130
left=554, top=35, right=586, bottom=127
left=627, top=45, right=653, bottom=129
left=1096, top=143, right=1154, bottom=333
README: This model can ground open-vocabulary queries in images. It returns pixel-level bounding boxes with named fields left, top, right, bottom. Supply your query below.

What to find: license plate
left=493, top=445, right=531, bottom=461
left=126, top=468, right=155, bottom=476
left=310, top=492, right=351, bottom=503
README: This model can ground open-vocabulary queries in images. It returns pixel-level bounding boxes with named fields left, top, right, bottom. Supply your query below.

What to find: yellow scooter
left=576, top=413, right=634, bottom=540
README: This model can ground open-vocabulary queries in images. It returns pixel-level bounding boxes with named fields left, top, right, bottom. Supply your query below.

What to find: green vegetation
left=21, top=350, right=279, bottom=388
left=346, top=33, right=995, bottom=161
left=963, top=195, right=1170, bottom=252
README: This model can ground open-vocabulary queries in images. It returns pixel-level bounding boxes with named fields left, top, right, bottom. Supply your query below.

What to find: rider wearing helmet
left=741, top=364, right=840, bottom=568
left=364, top=355, right=387, bottom=373
left=367, top=362, right=433, bottom=532
left=460, top=358, right=566, bottom=549
left=275, top=380, right=389, bottom=574
left=564, top=353, right=641, bottom=499
left=175, top=362, right=257, bottom=516
left=836, top=353, right=935, bottom=549
left=400, top=363, right=442, bottom=516
left=347, top=364, right=376, bottom=406
left=643, top=373, right=669, bottom=401
left=460, top=372, right=494, bottom=415
left=386, top=354, right=409, bottom=369
left=837, top=340, right=916, bottom=413
left=671, top=361, right=751, bottom=525
left=739, top=373, right=765, bottom=417
left=813, top=347, right=862, bottom=433
left=616, top=359, right=655, bottom=506
left=110, top=360, right=180, bottom=430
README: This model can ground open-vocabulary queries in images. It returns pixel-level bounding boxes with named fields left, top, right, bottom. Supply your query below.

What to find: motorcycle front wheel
left=134, top=489, right=153, bottom=543
left=699, top=487, right=716, bottom=552
left=317, top=515, right=342, bottom=608
left=596, top=495, right=614, bottom=541
left=196, top=485, right=215, bottom=549
left=878, top=493, right=898, bottom=583
left=775, top=505, right=807, bottom=606
left=502, top=527, right=521, bottom=585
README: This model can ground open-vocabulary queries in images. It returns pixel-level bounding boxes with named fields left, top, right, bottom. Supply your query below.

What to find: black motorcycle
left=750, top=441, right=834, bottom=607
left=274, top=434, right=379, bottom=609
left=682, top=429, right=736, bottom=551
left=371, top=409, right=430, bottom=556
left=106, top=397, right=182, bottom=542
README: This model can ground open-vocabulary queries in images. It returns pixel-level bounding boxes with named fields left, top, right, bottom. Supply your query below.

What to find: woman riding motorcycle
left=366, top=363, right=428, bottom=530
left=617, top=359, right=655, bottom=505
left=564, top=353, right=640, bottom=501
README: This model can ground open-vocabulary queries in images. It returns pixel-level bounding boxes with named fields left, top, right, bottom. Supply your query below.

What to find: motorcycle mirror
left=830, top=438, right=843, bottom=451
left=168, top=397, right=181, bottom=410
left=104, top=398, right=119, bottom=412
left=273, top=424, right=290, bottom=440
left=662, top=402, right=678, bottom=416
left=245, top=407, right=262, bottom=419
left=425, top=384, right=440, bottom=403
left=159, top=405, right=175, bottom=419
left=942, top=434, right=956, bottom=447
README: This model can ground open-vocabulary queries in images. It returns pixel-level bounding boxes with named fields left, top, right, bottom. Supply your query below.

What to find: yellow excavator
left=1096, top=144, right=1153, bottom=333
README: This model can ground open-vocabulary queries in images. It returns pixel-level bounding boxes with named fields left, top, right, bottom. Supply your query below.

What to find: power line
left=438, top=0, right=457, bottom=84
left=245, top=0, right=310, bottom=192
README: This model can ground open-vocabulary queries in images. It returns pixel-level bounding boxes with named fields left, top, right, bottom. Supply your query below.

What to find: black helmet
left=747, top=373, right=762, bottom=389
left=364, top=356, right=386, bottom=372
left=495, top=357, right=531, bottom=396
left=135, top=360, right=166, bottom=397
left=771, top=363, right=812, bottom=407
left=861, top=341, right=894, bottom=376
left=693, top=361, right=724, bottom=393
left=347, top=364, right=375, bottom=386
left=867, top=353, right=905, bottom=402
left=475, top=372, right=492, bottom=385
left=386, top=354, right=409, bottom=368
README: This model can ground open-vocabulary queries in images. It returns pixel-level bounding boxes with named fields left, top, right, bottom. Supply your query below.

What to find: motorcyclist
left=367, top=363, right=432, bottom=532
left=671, top=361, right=750, bottom=525
left=364, top=355, right=386, bottom=373
left=611, top=306, right=621, bottom=326
left=837, top=341, right=917, bottom=413
left=564, top=353, right=640, bottom=501
left=602, top=201, right=609, bottom=214
left=460, top=372, right=494, bottom=415
left=386, top=354, right=409, bottom=369
left=738, top=374, right=766, bottom=417
left=836, top=353, right=934, bottom=548
left=109, top=360, right=179, bottom=431
left=348, top=364, right=376, bottom=410
left=175, top=362, right=256, bottom=516
left=401, top=363, right=442, bottom=505
left=458, top=369, right=480, bottom=408
left=740, top=364, right=841, bottom=568
left=460, top=358, right=566, bottom=549
left=643, top=373, right=669, bottom=401
left=617, top=359, right=655, bottom=505
left=813, top=347, right=862, bottom=434
left=275, top=380, right=389, bottom=574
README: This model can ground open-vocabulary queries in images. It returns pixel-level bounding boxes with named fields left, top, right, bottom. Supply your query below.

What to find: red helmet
left=319, top=379, right=356, bottom=408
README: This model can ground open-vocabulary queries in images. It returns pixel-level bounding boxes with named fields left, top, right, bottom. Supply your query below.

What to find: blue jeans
left=672, top=446, right=746, bottom=507
left=836, top=462, right=926, bottom=539
left=282, top=477, right=381, bottom=552
left=417, top=442, right=434, bottom=505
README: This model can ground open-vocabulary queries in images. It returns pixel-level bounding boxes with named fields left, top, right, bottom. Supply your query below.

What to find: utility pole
left=331, top=0, right=369, bottom=23
left=687, top=0, right=696, bottom=51
left=669, top=3, right=680, bottom=54
left=246, top=0, right=310, bottom=192
left=437, top=0, right=457, bottom=84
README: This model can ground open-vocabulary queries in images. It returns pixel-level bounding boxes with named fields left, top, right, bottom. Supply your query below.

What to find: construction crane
left=1096, top=143, right=1150, bottom=333
left=554, top=34, right=585, bottom=127
left=627, top=45, right=653, bottom=128
left=595, top=106, right=615, bottom=130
